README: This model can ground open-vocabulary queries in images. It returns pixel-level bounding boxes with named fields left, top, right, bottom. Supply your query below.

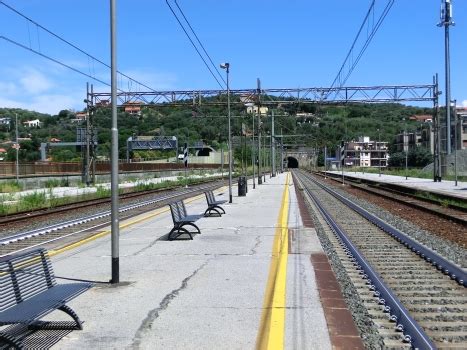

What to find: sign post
left=184, top=143, right=188, bottom=188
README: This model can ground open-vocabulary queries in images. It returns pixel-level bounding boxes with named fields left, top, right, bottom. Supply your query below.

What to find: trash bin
left=238, top=176, right=247, bottom=196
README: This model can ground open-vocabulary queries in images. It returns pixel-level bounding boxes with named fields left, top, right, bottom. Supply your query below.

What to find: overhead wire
left=326, top=0, right=395, bottom=100
left=0, top=0, right=157, bottom=92
left=165, top=0, right=225, bottom=90
left=173, top=0, right=226, bottom=86
left=0, top=35, right=115, bottom=89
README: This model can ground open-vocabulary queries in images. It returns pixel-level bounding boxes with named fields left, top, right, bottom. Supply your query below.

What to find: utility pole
left=271, top=110, right=276, bottom=177
left=110, top=0, right=120, bottom=284
left=378, top=128, right=382, bottom=177
left=438, top=0, right=455, bottom=155
left=252, top=109, right=256, bottom=189
left=280, top=128, right=284, bottom=172
left=433, top=74, right=442, bottom=181
left=89, top=84, right=96, bottom=184
left=15, top=113, right=19, bottom=182
left=257, top=79, right=262, bottom=185
left=324, top=146, right=327, bottom=179
left=84, top=83, right=91, bottom=186
left=404, top=123, right=408, bottom=180
left=452, top=99, right=458, bottom=186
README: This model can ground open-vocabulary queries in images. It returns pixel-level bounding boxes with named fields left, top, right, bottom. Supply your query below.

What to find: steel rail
left=0, top=183, right=220, bottom=248
left=295, top=171, right=436, bottom=349
left=308, top=173, right=466, bottom=287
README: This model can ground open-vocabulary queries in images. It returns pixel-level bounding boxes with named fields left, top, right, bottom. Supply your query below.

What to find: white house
left=23, top=119, right=42, bottom=128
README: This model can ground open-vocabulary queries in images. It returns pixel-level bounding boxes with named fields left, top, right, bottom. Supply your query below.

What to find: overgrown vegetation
left=0, top=174, right=222, bottom=216
left=0, top=102, right=433, bottom=165
left=0, top=181, right=23, bottom=193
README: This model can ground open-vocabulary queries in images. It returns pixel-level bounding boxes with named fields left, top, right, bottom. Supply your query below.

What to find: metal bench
left=168, top=200, right=204, bottom=240
left=204, top=190, right=227, bottom=217
left=0, top=248, right=92, bottom=349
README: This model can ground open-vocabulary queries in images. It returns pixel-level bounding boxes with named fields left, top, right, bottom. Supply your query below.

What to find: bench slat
left=0, top=283, right=92, bottom=325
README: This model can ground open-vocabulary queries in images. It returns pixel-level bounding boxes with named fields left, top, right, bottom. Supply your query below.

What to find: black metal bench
left=168, top=200, right=204, bottom=240
left=0, top=248, right=92, bottom=349
left=204, top=190, right=227, bottom=217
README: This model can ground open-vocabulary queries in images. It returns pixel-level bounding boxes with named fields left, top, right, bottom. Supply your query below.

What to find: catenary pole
left=439, top=0, right=454, bottom=154
left=271, top=110, right=276, bottom=177
left=110, top=0, right=119, bottom=284
left=15, top=113, right=19, bottom=182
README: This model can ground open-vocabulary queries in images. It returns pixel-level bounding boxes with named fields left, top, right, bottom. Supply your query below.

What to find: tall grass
left=18, top=192, right=48, bottom=211
left=0, top=181, right=23, bottom=193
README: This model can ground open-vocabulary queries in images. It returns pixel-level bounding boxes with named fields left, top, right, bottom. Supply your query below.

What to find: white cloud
left=0, top=94, right=80, bottom=115
left=462, top=100, right=467, bottom=107
left=19, top=68, right=54, bottom=94
left=0, top=82, right=18, bottom=95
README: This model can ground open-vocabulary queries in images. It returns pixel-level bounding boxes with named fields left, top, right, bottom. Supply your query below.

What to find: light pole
left=378, top=128, right=382, bottom=177
left=247, top=104, right=256, bottom=189
left=257, top=107, right=262, bottom=184
left=438, top=0, right=455, bottom=155
left=403, top=121, right=408, bottom=180
left=452, top=99, right=458, bottom=186
left=110, top=0, right=119, bottom=284
left=324, top=146, right=327, bottom=179
left=220, top=63, right=232, bottom=203
left=15, top=113, right=19, bottom=182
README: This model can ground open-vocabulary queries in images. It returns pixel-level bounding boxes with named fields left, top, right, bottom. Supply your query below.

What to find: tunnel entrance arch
left=286, top=156, right=299, bottom=168
left=197, top=148, right=211, bottom=156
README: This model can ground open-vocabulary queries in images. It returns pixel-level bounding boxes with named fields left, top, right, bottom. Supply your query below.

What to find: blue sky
left=0, top=0, right=465, bottom=114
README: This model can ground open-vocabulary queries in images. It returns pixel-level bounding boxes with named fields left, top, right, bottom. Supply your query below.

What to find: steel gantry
left=87, top=79, right=443, bottom=182
left=89, top=84, right=437, bottom=107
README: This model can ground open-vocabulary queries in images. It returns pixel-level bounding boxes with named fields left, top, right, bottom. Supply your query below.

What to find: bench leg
left=0, top=332, right=24, bottom=349
left=204, top=207, right=221, bottom=217
left=59, top=305, right=83, bottom=330
left=169, top=227, right=193, bottom=241
left=182, top=222, right=201, bottom=234
left=28, top=305, right=83, bottom=331
left=213, top=205, right=225, bottom=214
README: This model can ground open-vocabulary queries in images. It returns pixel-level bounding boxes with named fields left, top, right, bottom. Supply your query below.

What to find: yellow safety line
left=256, top=173, right=290, bottom=350
left=48, top=190, right=222, bottom=257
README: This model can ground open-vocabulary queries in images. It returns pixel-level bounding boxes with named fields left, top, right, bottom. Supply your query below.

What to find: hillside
left=0, top=102, right=432, bottom=162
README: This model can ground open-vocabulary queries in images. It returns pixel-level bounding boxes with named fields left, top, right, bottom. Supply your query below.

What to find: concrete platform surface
left=328, top=171, right=467, bottom=200
left=43, top=172, right=332, bottom=349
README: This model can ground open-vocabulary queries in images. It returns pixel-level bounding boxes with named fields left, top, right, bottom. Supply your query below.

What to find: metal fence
left=0, top=161, right=219, bottom=178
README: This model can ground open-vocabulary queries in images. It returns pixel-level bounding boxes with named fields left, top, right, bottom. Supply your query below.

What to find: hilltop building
left=337, top=136, right=388, bottom=168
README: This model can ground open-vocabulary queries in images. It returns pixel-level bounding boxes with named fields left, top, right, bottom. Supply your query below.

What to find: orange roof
left=409, top=114, right=432, bottom=121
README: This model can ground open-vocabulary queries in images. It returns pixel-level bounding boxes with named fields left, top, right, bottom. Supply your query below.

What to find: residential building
left=409, top=114, right=433, bottom=123
left=23, top=119, right=41, bottom=128
left=124, top=102, right=142, bottom=115
left=0, top=117, right=11, bottom=127
left=456, top=107, right=467, bottom=149
left=246, top=105, right=268, bottom=116
left=394, top=131, right=421, bottom=152
left=337, top=136, right=388, bottom=168
left=420, top=124, right=435, bottom=154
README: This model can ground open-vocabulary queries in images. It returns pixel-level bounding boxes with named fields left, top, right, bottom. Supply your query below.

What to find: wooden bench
left=0, top=248, right=92, bottom=349
left=168, top=200, right=204, bottom=240
left=204, top=190, right=227, bottom=217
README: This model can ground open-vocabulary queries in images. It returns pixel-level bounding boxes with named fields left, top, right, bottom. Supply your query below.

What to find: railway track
left=317, top=171, right=467, bottom=226
left=0, top=182, right=225, bottom=257
left=293, top=169, right=466, bottom=349
left=0, top=178, right=222, bottom=226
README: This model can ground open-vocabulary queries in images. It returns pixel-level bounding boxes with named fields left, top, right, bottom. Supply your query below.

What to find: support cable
left=165, top=0, right=225, bottom=89
left=173, top=0, right=226, bottom=86
left=326, top=0, right=394, bottom=100
left=0, top=0, right=157, bottom=92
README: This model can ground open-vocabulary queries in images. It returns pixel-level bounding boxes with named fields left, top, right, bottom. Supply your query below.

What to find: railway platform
left=34, top=172, right=361, bottom=349
left=327, top=171, right=467, bottom=200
